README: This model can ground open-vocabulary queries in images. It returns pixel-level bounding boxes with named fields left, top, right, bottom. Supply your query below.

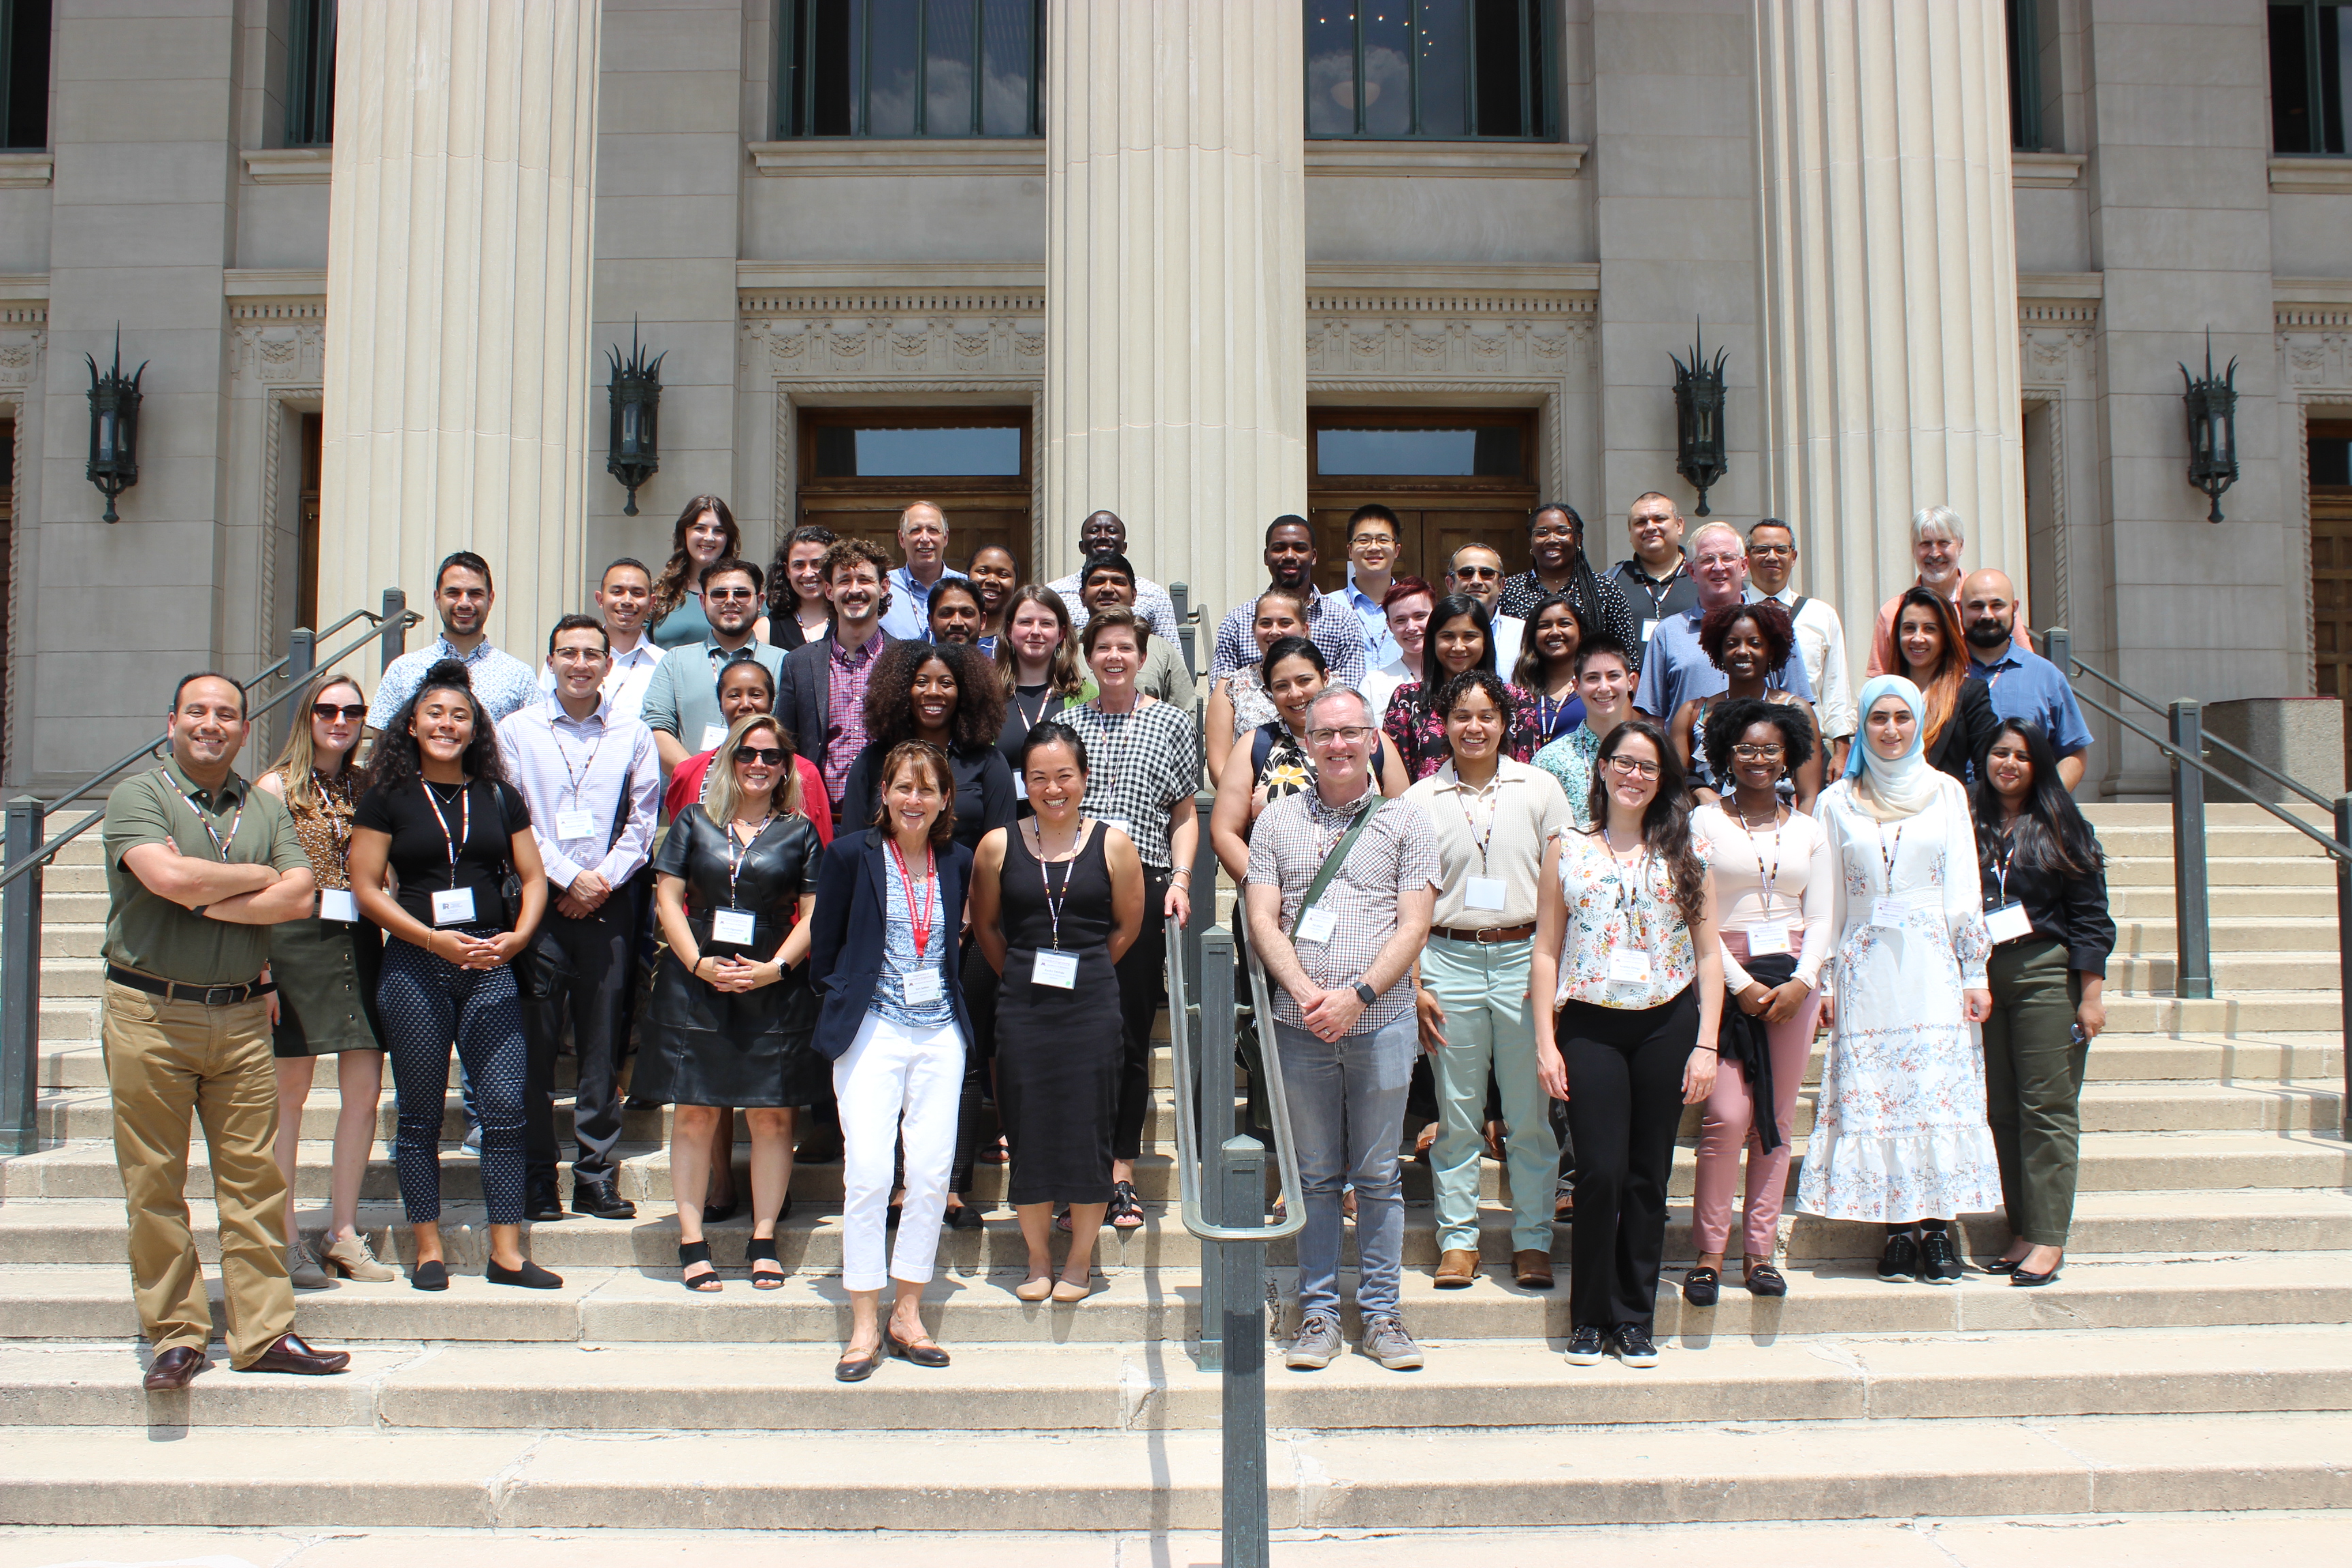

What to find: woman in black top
left=995, top=585, right=1088, bottom=786
left=348, top=661, right=555, bottom=1291
left=1972, top=720, right=2114, bottom=1287
left=641, top=713, right=825, bottom=1292
left=1891, top=586, right=1999, bottom=783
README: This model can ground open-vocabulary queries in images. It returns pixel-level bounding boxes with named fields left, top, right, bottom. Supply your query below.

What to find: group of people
left=97, top=485, right=2110, bottom=1390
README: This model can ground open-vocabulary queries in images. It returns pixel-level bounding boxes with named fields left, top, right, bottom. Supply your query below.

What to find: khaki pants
left=103, top=980, right=295, bottom=1366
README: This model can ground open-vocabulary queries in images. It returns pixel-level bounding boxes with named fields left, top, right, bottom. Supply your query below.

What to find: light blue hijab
left=1846, top=674, right=1942, bottom=817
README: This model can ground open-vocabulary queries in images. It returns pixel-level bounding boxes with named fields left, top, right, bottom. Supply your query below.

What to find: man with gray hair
left=1246, top=685, right=1439, bottom=1374
left=1633, top=521, right=1814, bottom=722
left=1865, top=504, right=1967, bottom=677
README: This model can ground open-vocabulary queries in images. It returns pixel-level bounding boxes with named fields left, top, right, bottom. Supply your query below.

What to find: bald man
left=1961, top=568, right=2092, bottom=791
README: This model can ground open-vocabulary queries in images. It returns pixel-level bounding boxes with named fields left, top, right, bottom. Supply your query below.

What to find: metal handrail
left=2067, top=647, right=2339, bottom=815
left=1165, top=913, right=1305, bottom=1243
left=2070, top=683, right=2351, bottom=864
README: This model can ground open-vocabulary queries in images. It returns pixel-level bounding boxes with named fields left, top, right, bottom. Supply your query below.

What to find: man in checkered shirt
left=1245, top=685, right=1439, bottom=1375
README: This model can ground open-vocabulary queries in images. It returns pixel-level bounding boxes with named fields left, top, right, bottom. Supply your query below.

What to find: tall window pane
left=979, top=0, right=1034, bottom=137
left=1303, top=0, right=1550, bottom=140
left=2325, top=3, right=2349, bottom=153
left=865, top=0, right=919, bottom=137
left=1, top=0, right=53, bottom=150
left=285, top=0, right=338, bottom=148
left=1305, top=3, right=1356, bottom=136
left=924, top=0, right=975, bottom=135
left=1415, top=0, right=1470, bottom=138
left=780, top=0, right=1039, bottom=137
left=1360, top=3, right=1412, bottom=137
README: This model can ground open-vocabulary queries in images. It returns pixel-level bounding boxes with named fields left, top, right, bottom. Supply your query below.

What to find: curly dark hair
left=1588, top=717, right=1705, bottom=932
left=1701, top=695, right=1816, bottom=783
left=366, top=659, right=508, bottom=796
left=862, top=639, right=1005, bottom=755
left=1434, top=669, right=1517, bottom=730
left=1698, top=597, right=1795, bottom=674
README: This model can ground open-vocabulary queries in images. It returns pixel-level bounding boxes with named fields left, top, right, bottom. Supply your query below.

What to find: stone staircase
left=0, top=805, right=2347, bottom=1532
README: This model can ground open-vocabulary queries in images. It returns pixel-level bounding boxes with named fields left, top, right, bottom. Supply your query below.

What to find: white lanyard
left=162, top=773, right=242, bottom=862
left=1742, top=804, right=1785, bottom=918
left=1454, top=777, right=1501, bottom=875
left=423, top=781, right=470, bottom=879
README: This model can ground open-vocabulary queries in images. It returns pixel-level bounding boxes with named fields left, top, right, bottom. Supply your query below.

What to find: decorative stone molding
left=231, top=299, right=328, bottom=387
left=242, top=148, right=333, bottom=185
left=748, top=140, right=1047, bottom=178
left=1303, top=291, right=1596, bottom=380
left=1305, top=141, right=1587, bottom=179
left=2011, top=152, right=2085, bottom=188
left=2268, top=157, right=2352, bottom=195
left=0, top=324, right=42, bottom=390
left=0, top=152, right=51, bottom=189
left=2277, top=304, right=2352, bottom=392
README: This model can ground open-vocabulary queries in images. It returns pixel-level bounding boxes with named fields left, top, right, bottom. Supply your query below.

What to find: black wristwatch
left=1352, top=981, right=1378, bottom=1007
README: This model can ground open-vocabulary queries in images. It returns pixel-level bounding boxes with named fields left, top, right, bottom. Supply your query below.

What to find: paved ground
left=1, top=1515, right=2345, bottom=1567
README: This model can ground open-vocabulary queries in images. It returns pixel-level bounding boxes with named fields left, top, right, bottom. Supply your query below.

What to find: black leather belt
left=106, top=965, right=272, bottom=1008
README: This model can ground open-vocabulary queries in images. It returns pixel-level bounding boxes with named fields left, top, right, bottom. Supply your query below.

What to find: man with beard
left=1209, top=516, right=1368, bottom=687
left=1047, top=510, right=1180, bottom=642
left=639, top=559, right=789, bottom=774
left=1079, top=551, right=1195, bottom=706
left=777, top=537, right=896, bottom=828
left=368, top=552, right=541, bottom=730
left=1961, top=568, right=2092, bottom=790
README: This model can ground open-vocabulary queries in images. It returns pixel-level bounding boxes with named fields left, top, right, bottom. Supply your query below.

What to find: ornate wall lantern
left=1671, top=320, right=1728, bottom=517
left=84, top=326, right=146, bottom=524
left=605, top=317, right=664, bottom=516
left=2180, top=331, right=2238, bottom=524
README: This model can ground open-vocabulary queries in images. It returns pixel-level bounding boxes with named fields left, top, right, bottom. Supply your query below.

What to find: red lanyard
left=887, top=838, right=938, bottom=960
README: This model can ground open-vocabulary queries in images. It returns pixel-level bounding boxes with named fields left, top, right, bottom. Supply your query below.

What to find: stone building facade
left=0, top=0, right=2347, bottom=798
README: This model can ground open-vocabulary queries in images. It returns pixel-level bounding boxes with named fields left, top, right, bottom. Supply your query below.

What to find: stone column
left=1752, top=0, right=2026, bottom=647
left=1043, top=0, right=1307, bottom=622
left=318, top=0, right=600, bottom=677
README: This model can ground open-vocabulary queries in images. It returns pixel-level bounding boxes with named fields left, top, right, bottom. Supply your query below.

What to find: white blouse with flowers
left=1552, top=827, right=1712, bottom=1010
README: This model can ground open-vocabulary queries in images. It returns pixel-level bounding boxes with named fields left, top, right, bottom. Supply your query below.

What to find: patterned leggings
left=377, top=932, right=528, bottom=1225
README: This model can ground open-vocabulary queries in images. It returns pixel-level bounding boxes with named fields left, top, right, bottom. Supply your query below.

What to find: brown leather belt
left=1431, top=923, right=1537, bottom=945
left=106, top=964, right=271, bottom=1008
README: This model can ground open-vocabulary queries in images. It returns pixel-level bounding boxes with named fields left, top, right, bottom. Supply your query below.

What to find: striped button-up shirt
left=823, top=630, right=887, bottom=811
left=495, top=696, right=662, bottom=892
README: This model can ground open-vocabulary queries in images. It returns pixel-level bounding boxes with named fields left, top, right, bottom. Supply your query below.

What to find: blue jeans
left=1273, top=1013, right=1416, bottom=1322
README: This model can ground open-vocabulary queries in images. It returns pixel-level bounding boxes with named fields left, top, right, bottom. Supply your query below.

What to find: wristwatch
left=1352, top=981, right=1378, bottom=1007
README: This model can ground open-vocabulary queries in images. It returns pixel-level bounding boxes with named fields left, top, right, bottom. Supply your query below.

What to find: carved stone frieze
left=740, top=291, right=1047, bottom=377
left=1304, top=291, right=1594, bottom=379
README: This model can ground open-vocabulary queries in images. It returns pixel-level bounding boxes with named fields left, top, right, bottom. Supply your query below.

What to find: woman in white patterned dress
left=1797, top=675, right=1999, bottom=1286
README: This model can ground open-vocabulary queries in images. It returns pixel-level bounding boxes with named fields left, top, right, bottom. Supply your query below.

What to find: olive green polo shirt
left=101, top=760, right=308, bottom=985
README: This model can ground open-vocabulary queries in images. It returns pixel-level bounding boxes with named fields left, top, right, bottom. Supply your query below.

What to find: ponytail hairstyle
left=367, top=660, right=506, bottom=795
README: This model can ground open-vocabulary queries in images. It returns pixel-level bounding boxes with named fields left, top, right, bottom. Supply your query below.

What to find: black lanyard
left=1027, top=819, right=1081, bottom=949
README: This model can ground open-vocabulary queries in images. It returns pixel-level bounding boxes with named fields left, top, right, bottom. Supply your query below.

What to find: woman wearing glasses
left=255, top=674, right=393, bottom=1287
left=1684, top=698, right=1832, bottom=1303
left=1531, top=719, right=1722, bottom=1369
left=640, top=713, right=823, bottom=1292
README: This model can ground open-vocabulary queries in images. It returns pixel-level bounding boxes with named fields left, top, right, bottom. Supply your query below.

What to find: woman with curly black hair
left=839, top=640, right=1016, bottom=851
left=1669, top=598, right=1823, bottom=809
left=348, top=661, right=555, bottom=1291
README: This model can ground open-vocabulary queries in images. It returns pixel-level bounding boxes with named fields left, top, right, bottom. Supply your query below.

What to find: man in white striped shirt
left=1742, top=518, right=1856, bottom=774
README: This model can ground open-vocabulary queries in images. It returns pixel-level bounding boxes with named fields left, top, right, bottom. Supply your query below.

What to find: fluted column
left=1043, top=0, right=1307, bottom=621
left=318, top=1, right=600, bottom=678
left=1752, top=1, right=2026, bottom=643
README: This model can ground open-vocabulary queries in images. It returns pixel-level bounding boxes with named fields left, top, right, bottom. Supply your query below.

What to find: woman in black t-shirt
left=350, top=660, right=555, bottom=1292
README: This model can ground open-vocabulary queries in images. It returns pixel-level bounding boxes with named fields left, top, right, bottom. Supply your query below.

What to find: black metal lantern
left=605, top=317, right=664, bottom=517
left=1671, top=319, right=1729, bottom=517
left=84, top=326, right=146, bottom=525
left=2180, top=331, right=2239, bottom=524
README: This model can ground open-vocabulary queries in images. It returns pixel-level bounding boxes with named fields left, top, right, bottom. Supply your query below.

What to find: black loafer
left=524, top=1183, right=567, bottom=1223
left=1980, top=1257, right=2022, bottom=1276
left=1744, top=1263, right=1788, bottom=1298
left=570, top=1175, right=637, bottom=1220
left=943, top=1201, right=985, bottom=1230
left=411, top=1260, right=449, bottom=1292
left=1680, top=1267, right=1720, bottom=1307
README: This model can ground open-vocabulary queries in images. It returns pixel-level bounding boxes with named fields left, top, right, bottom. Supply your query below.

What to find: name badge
left=902, top=968, right=945, bottom=1004
left=318, top=889, right=359, bottom=924
left=1032, top=950, right=1080, bottom=990
left=1013, top=774, right=1029, bottom=802
left=1872, top=897, right=1909, bottom=929
left=711, top=907, right=757, bottom=946
left=1465, top=876, right=1508, bottom=911
left=1607, top=949, right=1652, bottom=985
left=1296, top=906, right=1339, bottom=945
left=1746, top=921, right=1791, bottom=956
left=700, top=724, right=728, bottom=752
left=1985, top=901, right=2034, bottom=944
left=431, top=887, right=477, bottom=927
left=555, top=808, right=596, bottom=840
left=1641, top=618, right=1661, bottom=643
left=1100, top=817, right=1132, bottom=843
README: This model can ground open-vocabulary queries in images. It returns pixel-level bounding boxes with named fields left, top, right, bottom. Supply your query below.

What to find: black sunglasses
left=312, top=703, right=368, bottom=721
left=735, top=746, right=788, bottom=765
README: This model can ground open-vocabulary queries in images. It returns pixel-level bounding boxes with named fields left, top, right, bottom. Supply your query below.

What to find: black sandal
left=679, top=1241, right=721, bottom=1293
left=1109, top=1180, right=1144, bottom=1230
left=747, top=1236, right=785, bottom=1290
left=1744, top=1262, right=1788, bottom=1298
left=1681, top=1266, right=1720, bottom=1307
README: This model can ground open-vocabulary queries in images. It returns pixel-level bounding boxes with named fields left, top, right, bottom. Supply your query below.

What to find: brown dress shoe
left=1434, top=1247, right=1480, bottom=1288
left=234, top=1331, right=350, bottom=1376
left=142, top=1346, right=208, bottom=1391
left=1512, top=1249, right=1555, bottom=1290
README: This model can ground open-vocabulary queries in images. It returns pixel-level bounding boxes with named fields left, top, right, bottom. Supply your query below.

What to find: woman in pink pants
left=1684, top=700, right=1833, bottom=1301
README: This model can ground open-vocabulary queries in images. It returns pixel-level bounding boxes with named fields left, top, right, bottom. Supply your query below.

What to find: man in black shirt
left=1604, top=491, right=1699, bottom=666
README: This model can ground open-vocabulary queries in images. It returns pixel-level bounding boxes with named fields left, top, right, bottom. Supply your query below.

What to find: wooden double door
left=2312, top=421, right=2352, bottom=779
left=1304, top=408, right=1538, bottom=595
left=794, top=408, right=1034, bottom=583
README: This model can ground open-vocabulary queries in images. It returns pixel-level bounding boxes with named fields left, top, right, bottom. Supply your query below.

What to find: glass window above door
left=777, top=0, right=1042, bottom=138
left=1316, top=425, right=1522, bottom=477
left=812, top=425, right=1024, bottom=477
left=1305, top=0, right=1552, bottom=140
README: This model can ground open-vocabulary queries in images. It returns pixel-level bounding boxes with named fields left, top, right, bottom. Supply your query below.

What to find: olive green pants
left=1981, top=938, right=2088, bottom=1247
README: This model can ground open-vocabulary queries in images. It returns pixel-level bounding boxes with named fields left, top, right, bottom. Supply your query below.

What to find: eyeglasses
left=734, top=747, right=787, bottom=765
left=1747, top=544, right=1795, bottom=558
left=706, top=587, right=757, bottom=602
left=311, top=703, right=368, bottom=721
left=1530, top=525, right=1578, bottom=542
left=1307, top=725, right=1375, bottom=745
left=1603, top=755, right=1662, bottom=779
left=1350, top=533, right=1395, bottom=547
left=1730, top=743, right=1786, bottom=760
left=1453, top=566, right=1501, bottom=580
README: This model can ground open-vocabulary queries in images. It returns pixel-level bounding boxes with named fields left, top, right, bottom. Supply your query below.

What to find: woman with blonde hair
left=649, top=494, right=742, bottom=650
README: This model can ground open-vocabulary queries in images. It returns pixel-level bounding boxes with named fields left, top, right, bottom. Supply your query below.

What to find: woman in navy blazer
left=809, top=740, right=975, bottom=1382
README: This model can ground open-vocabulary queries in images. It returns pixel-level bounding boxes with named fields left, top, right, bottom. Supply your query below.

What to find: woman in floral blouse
left=1381, top=594, right=1541, bottom=781
left=1531, top=717, right=1722, bottom=1371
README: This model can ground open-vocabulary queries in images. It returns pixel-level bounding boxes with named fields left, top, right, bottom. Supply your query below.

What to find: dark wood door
left=1304, top=408, right=1538, bottom=595
left=795, top=408, right=1034, bottom=583
left=2312, top=419, right=2352, bottom=779
left=0, top=418, right=10, bottom=785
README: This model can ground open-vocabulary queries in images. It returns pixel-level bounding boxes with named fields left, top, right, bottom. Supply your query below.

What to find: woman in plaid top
left=1063, top=607, right=1199, bottom=1228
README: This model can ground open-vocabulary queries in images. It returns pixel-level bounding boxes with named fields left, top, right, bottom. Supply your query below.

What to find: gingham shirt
left=1064, top=699, right=1198, bottom=870
left=1047, top=572, right=1182, bottom=645
left=368, top=637, right=541, bottom=731
left=1245, top=785, right=1441, bottom=1033
left=1208, top=585, right=1367, bottom=688
left=823, top=630, right=887, bottom=811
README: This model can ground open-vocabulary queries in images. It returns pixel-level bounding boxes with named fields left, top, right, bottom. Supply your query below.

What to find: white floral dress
left=1795, top=774, right=2002, bottom=1222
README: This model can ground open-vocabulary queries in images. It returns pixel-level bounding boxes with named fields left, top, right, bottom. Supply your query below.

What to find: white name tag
left=1746, top=921, right=1791, bottom=956
left=1032, top=949, right=1079, bottom=990
left=1641, top=618, right=1661, bottom=643
left=1607, top=948, right=1652, bottom=984
left=1465, top=876, right=1508, bottom=911
left=700, top=724, right=728, bottom=751
left=1985, top=901, right=2034, bottom=944
left=555, top=808, right=596, bottom=840
left=1013, top=774, right=1028, bottom=802
left=431, top=887, right=477, bottom=927
left=711, top=907, right=757, bottom=946
left=1872, top=897, right=1909, bottom=929
left=1100, top=817, right=1132, bottom=842
left=318, top=889, right=359, bottom=924
left=1296, top=906, right=1339, bottom=945
left=902, top=968, right=945, bottom=1004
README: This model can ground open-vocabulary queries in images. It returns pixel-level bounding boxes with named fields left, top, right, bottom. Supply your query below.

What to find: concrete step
left=2112, top=885, right=2337, bottom=918
left=2098, top=826, right=2338, bottom=858
left=3, top=1411, right=2347, bottom=1528
left=2106, top=855, right=2336, bottom=888
left=2111, top=917, right=2340, bottom=956
left=2101, top=993, right=2347, bottom=1032
left=2104, top=951, right=2336, bottom=992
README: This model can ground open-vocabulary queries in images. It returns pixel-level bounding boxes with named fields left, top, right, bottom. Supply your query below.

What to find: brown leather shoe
left=233, top=1331, right=350, bottom=1376
left=1512, top=1249, right=1555, bottom=1290
left=1434, top=1247, right=1480, bottom=1288
left=142, top=1346, right=208, bottom=1391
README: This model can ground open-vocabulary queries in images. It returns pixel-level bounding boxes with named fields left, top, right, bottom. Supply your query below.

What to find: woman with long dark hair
left=649, top=495, right=742, bottom=650
left=1972, top=720, right=2113, bottom=1286
left=1382, top=593, right=1541, bottom=781
left=1209, top=635, right=1408, bottom=881
left=1890, top=586, right=1997, bottom=782
left=1509, top=593, right=1588, bottom=747
left=762, top=522, right=837, bottom=651
left=348, top=662, right=555, bottom=1290
left=1531, top=717, right=1722, bottom=1368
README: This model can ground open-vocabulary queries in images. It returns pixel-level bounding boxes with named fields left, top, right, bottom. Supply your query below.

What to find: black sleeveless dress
left=994, top=821, right=1122, bottom=1206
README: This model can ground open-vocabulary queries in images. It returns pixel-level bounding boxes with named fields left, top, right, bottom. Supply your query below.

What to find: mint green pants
left=1423, top=936, right=1559, bottom=1254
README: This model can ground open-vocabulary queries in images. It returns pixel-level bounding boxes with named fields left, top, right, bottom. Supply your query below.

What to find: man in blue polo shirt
left=1633, top=521, right=1812, bottom=722
left=1961, top=568, right=2093, bottom=790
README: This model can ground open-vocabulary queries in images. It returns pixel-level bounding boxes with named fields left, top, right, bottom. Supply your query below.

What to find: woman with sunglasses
left=1508, top=594, right=1589, bottom=749
left=648, top=494, right=742, bottom=650
left=639, top=713, right=823, bottom=1292
left=255, top=674, right=393, bottom=1288
left=1382, top=594, right=1542, bottom=783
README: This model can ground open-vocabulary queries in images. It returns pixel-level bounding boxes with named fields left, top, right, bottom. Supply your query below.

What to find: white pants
left=835, top=1011, right=966, bottom=1292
